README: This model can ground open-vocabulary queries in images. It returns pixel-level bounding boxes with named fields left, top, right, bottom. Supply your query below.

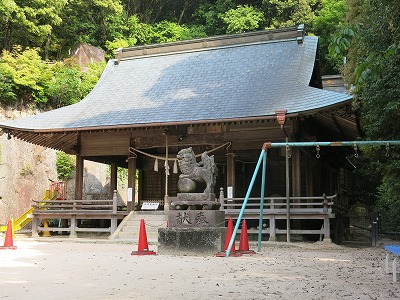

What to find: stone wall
left=0, top=107, right=110, bottom=225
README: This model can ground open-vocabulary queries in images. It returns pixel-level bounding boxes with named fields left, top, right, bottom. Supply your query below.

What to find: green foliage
left=222, top=5, right=265, bottom=34
left=0, top=47, right=52, bottom=104
left=327, top=26, right=357, bottom=72
left=56, top=151, right=75, bottom=181
left=150, top=20, right=206, bottom=43
left=194, top=0, right=235, bottom=35
left=53, top=0, right=124, bottom=58
left=107, top=166, right=129, bottom=188
left=313, top=0, right=347, bottom=73
left=45, top=64, right=79, bottom=107
left=0, top=47, right=105, bottom=107
left=105, top=39, right=130, bottom=58
left=151, top=20, right=192, bottom=43
left=343, top=0, right=400, bottom=231
left=262, top=0, right=317, bottom=29
left=20, top=164, right=34, bottom=176
left=378, top=172, right=400, bottom=233
left=0, top=63, right=16, bottom=103
left=358, top=53, right=400, bottom=141
left=78, top=62, right=107, bottom=97
left=0, top=0, right=67, bottom=55
left=45, top=62, right=102, bottom=108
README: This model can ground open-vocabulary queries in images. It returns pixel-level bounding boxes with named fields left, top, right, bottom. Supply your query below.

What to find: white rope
left=129, top=141, right=232, bottom=161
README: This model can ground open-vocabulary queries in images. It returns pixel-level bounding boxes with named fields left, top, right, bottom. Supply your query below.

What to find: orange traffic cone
left=239, top=220, right=256, bottom=254
left=216, top=218, right=242, bottom=257
left=131, top=219, right=156, bottom=255
left=0, top=220, right=17, bottom=250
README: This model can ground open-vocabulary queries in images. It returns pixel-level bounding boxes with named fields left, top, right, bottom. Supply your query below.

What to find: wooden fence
left=219, top=190, right=336, bottom=242
left=30, top=191, right=127, bottom=237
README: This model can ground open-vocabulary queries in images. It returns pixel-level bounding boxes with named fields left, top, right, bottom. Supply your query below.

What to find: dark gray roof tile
left=0, top=30, right=351, bottom=132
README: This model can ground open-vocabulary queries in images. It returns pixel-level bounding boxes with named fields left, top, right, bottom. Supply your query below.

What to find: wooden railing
left=219, top=189, right=336, bottom=242
left=30, top=191, right=127, bottom=238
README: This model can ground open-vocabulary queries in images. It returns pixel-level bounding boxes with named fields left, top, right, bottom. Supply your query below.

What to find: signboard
left=127, top=188, right=133, bottom=202
left=141, top=202, right=159, bottom=210
left=227, top=186, right=233, bottom=199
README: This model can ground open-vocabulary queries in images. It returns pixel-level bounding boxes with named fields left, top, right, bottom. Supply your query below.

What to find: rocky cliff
left=0, top=106, right=110, bottom=226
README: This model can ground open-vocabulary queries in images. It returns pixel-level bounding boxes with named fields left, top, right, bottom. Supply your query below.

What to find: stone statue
left=171, top=147, right=220, bottom=210
left=176, top=147, right=217, bottom=194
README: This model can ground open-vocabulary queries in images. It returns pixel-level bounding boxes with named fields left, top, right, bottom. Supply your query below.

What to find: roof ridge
left=114, top=24, right=305, bottom=64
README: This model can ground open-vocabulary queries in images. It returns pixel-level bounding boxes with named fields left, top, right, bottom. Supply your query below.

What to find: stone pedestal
left=158, top=210, right=226, bottom=255
left=167, top=210, right=225, bottom=228
left=170, top=193, right=220, bottom=210
left=158, top=227, right=226, bottom=256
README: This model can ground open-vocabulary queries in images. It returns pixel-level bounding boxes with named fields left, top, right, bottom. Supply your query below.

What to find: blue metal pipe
left=258, top=151, right=267, bottom=252
left=224, top=139, right=400, bottom=257
left=267, top=140, right=400, bottom=147
left=225, top=149, right=265, bottom=257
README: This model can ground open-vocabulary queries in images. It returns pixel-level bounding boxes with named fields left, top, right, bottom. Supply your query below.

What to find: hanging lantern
left=154, top=158, right=159, bottom=172
left=173, top=160, right=178, bottom=174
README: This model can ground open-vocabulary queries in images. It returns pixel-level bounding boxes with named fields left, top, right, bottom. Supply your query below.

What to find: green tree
left=45, top=62, right=105, bottom=108
left=0, top=46, right=52, bottom=104
left=56, top=151, right=75, bottom=181
left=343, top=0, right=400, bottom=231
left=52, top=0, right=124, bottom=59
left=262, top=0, right=317, bottom=29
left=121, top=0, right=206, bottom=24
left=222, top=5, right=265, bottom=34
left=0, top=0, right=67, bottom=58
left=150, top=20, right=206, bottom=43
left=313, top=0, right=347, bottom=73
left=0, top=63, right=16, bottom=103
left=194, top=0, right=236, bottom=35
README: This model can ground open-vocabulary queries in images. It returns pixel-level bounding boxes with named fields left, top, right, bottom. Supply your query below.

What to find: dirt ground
left=1, top=237, right=399, bottom=300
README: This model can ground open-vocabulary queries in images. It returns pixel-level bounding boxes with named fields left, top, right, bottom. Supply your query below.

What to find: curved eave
left=1, top=100, right=354, bottom=154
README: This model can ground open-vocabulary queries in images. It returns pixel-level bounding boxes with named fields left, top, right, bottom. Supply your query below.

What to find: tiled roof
left=0, top=26, right=351, bottom=132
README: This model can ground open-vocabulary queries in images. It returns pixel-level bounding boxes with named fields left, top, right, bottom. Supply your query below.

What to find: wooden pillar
left=70, top=215, right=77, bottom=238
left=226, top=152, right=235, bottom=198
left=31, top=216, right=39, bottom=238
left=127, top=156, right=137, bottom=212
left=109, top=162, right=118, bottom=199
left=74, top=154, right=84, bottom=200
left=111, top=190, right=118, bottom=234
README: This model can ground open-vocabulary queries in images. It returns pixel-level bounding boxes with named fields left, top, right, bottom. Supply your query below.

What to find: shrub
left=56, top=151, right=75, bottom=180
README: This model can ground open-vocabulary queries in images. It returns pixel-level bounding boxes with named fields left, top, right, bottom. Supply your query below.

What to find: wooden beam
left=226, top=152, right=235, bottom=198
left=80, top=133, right=131, bottom=156
left=134, top=133, right=224, bottom=148
left=110, top=162, right=117, bottom=199
left=127, top=156, right=137, bottom=212
left=75, top=155, right=84, bottom=200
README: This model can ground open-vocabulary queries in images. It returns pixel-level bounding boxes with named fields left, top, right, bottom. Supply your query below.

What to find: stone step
left=117, top=231, right=159, bottom=239
left=124, top=219, right=167, bottom=227
left=110, top=211, right=167, bottom=241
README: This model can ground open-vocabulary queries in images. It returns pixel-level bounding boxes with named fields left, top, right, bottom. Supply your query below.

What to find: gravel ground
left=1, top=237, right=399, bottom=300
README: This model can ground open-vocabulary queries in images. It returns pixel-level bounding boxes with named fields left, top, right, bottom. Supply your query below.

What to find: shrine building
left=0, top=25, right=358, bottom=222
